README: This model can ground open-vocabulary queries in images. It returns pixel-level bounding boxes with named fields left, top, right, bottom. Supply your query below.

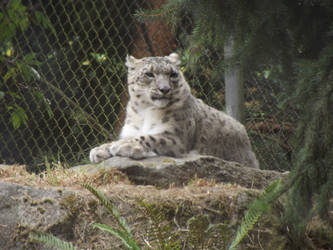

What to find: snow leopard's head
left=125, top=53, right=190, bottom=109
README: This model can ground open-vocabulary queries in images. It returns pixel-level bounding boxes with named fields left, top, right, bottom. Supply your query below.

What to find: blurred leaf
left=19, top=16, right=29, bottom=31
left=4, top=68, right=17, bottom=82
left=34, top=91, right=44, bottom=103
left=8, top=91, right=21, bottom=99
left=82, top=60, right=91, bottom=66
left=23, top=53, right=36, bottom=64
left=7, top=0, right=28, bottom=31
left=23, top=53, right=39, bottom=65
left=18, top=63, right=32, bottom=81
left=263, top=69, right=271, bottom=79
left=34, top=10, right=56, bottom=34
left=0, top=91, right=5, bottom=101
left=17, top=55, right=41, bottom=82
left=10, top=105, right=28, bottom=129
left=34, top=91, right=53, bottom=118
left=1, top=21, right=17, bottom=42
left=7, top=9, right=15, bottom=22
left=91, top=52, right=107, bottom=63
left=6, top=47, right=14, bottom=57
left=34, top=10, right=42, bottom=23
left=9, top=0, right=21, bottom=10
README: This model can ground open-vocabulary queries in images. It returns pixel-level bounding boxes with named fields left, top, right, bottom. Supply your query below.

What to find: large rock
left=0, top=156, right=285, bottom=249
left=0, top=179, right=259, bottom=249
left=0, top=156, right=331, bottom=249
left=72, top=154, right=286, bottom=189
left=0, top=181, right=74, bottom=249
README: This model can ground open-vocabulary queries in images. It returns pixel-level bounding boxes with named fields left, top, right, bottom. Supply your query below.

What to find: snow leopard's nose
left=156, top=75, right=172, bottom=95
left=159, top=86, right=171, bottom=95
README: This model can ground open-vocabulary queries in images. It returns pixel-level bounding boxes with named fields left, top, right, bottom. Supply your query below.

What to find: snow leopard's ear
left=125, top=55, right=139, bottom=68
left=167, top=53, right=181, bottom=67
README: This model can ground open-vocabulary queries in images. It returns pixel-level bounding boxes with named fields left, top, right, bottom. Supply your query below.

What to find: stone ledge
left=72, top=154, right=287, bottom=189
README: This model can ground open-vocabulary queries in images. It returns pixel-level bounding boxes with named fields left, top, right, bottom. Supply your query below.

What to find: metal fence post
left=224, top=35, right=244, bottom=123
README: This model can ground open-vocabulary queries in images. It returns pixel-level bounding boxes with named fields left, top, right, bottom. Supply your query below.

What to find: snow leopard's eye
left=169, top=71, right=178, bottom=78
left=145, top=72, right=155, bottom=78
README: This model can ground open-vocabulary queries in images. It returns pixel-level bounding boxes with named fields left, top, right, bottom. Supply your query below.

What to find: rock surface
left=0, top=178, right=258, bottom=249
left=0, top=181, right=73, bottom=249
left=72, top=155, right=286, bottom=189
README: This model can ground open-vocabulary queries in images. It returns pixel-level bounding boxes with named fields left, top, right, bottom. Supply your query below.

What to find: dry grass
left=0, top=162, right=251, bottom=204
left=0, top=163, right=130, bottom=188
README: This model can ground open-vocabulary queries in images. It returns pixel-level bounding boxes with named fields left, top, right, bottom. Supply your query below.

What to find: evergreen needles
left=283, top=42, right=333, bottom=236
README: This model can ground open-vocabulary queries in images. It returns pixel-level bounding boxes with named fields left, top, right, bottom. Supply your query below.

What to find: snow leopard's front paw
left=89, top=143, right=113, bottom=163
left=108, top=139, right=157, bottom=159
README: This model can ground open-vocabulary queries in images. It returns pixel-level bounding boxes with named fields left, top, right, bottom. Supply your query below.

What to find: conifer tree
left=139, top=0, right=333, bottom=242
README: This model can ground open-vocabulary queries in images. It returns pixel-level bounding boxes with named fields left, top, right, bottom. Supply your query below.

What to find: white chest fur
left=119, top=107, right=169, bottom=138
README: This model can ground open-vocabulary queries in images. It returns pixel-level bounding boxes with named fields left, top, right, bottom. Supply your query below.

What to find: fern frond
left=138, top=200, right=181, bottom=250
left=82, top=184, right=140, bottom=250
left=93, top=223, right=140, bottom=250
left=30, top=232, right=77, bottom=250
left=186, top=214, right=210, bottom=249
left=228, top=179, right=282, bottom=250
left=82, top=183, right=131, bottom=235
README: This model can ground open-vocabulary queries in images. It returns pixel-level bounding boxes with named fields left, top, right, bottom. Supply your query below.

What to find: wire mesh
left=0, top=0, right=297, bottom=171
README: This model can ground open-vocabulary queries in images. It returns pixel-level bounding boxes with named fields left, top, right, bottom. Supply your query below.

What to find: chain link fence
left=0, top=0, right=298, bottom=171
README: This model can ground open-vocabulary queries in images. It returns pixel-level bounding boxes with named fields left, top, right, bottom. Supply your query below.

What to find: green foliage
left=138, top=200, right=181, bottom=249
left=283, top=41, right=333, bottom=236
left=0, top=0, right=53, bottom=43
left=0, top=0, right=53, bottom=129
left=92, top=223, right=140, bottom=250
left=30, top=232, right=77, bottom=250
left=186, top=214, right=210, bottom=249
left=137, top=0, right=294, bottom=72
left=70, top=185, right=233, bottom=249
left=229, top=179, right=283, bottom=250
left=0, top=0, right=28, bottom=43
left=141, top=1, right=333, bottom=245
left=138, top=200, right=230, bottom=249
left=7, top=104, right=28, bottom=129
left=186, top=214, right=229, bottom=250
left=82, top=183, right=140, bottom=250
left=1, top=50, right=47, bottom=129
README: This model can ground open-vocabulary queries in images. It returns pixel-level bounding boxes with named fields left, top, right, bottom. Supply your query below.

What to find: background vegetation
left=142, top=0, right=333, bottom=246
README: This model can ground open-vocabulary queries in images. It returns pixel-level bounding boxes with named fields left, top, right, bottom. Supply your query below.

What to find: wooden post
left=224, top=35, right=244, bottom=123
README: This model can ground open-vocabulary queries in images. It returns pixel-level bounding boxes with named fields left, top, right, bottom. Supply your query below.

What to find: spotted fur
left=89, top=53, right=259, bottom=168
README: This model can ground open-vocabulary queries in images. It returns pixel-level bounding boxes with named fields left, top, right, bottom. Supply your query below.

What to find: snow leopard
left=89, top=53, right=259, bottom=168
